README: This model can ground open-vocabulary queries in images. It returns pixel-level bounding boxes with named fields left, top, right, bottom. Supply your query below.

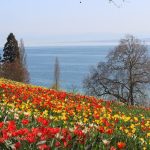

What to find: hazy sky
left=0, top=0, right=150, bottom=46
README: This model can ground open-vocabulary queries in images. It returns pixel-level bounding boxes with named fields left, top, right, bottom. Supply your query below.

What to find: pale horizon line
left=0, top=38, right=150, bottom=48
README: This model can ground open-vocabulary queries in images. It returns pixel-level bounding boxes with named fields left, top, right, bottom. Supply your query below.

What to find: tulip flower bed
left=0, top=78, right=150, bottom=150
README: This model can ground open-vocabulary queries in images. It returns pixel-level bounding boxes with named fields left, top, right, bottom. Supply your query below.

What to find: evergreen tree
left=0, top=55, right=2, bottom=77
left=1, top=34, right=30, bottom=83
left=3, top=33, right=20, bottom=62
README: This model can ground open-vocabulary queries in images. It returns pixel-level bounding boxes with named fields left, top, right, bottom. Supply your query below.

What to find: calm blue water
left=1, top=45, right=149, bottom=92
left=25, top=45, right=113, bottom=91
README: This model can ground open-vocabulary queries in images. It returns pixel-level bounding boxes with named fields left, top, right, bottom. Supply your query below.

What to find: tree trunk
left=128, top=64, right=134, bottom=105
left=129, top=86, right=134, bottom=105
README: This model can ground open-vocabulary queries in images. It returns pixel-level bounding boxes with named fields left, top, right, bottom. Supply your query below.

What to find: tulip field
left=0, top=78, right=150, bottom=149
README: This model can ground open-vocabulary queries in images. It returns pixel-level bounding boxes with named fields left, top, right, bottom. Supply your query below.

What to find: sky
left=0, top=0, right=150, bottom=46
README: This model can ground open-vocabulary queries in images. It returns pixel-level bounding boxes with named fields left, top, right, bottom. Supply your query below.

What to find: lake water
left=1, top=45, right=149, bottom=92
left=26, top=45, right=114, bottom=91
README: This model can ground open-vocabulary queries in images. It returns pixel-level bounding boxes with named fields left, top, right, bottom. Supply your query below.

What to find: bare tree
left=51, top=57, right=60, bottom=90
left=2, top=60, right=26, bottom=82
left=19, top=39, right=30, bottom=83
left=83, top=35, right=150, bottom=105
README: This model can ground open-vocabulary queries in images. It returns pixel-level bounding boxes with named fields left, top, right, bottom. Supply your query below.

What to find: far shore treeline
left=0, top=33, right=150, bottom=106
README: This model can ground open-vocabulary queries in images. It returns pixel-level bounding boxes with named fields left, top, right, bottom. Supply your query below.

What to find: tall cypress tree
left=51, top=57, right=60, bottom=90
left=19, top=39, right=30, bottom=83
left=3, top=33, right=20, bottom=62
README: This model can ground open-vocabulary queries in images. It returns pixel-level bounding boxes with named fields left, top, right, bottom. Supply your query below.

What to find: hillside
left=0, top=78, right=150, bottom=149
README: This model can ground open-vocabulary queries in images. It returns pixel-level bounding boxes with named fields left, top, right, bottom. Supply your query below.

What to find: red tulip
left=117, top=142, right=126, bottom=149
left=22, top=119, right=29, bottom=125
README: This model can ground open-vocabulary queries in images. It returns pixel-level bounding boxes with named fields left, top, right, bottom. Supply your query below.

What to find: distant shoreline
left=1, top=40, right=150, bottom=48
